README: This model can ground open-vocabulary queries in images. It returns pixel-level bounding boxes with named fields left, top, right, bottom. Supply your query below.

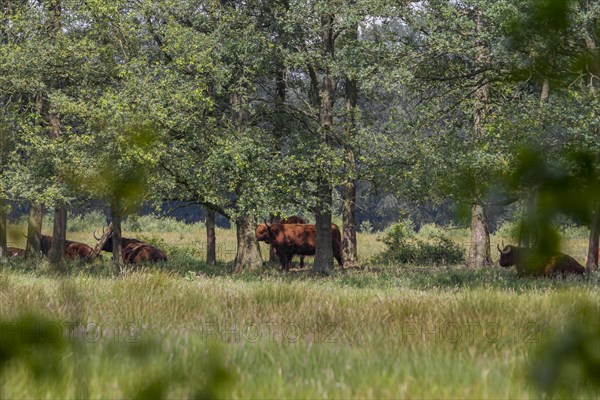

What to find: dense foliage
left=0, top=0, right=598, bottom=271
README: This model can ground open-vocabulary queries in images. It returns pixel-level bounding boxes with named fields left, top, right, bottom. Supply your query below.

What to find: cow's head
left=497, top=244, right=516, bottom=267
left=94, top=226, right=114, bottom=252
left=255, top=221, right=275, bottom=243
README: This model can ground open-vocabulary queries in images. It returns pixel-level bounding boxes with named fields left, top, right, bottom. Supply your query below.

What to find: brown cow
left=271, top=215, right=308, bottom=267
left=497, top=244, right=586, bottom=277
left=99, top=235, right=167, bottom=264
left=7, top=247, right=25, bottom=258
left=256, top=223, right=343, bottom=271
left=273, top=215, right=308, bottom=224
left=40, top=235, right=94, bottom=261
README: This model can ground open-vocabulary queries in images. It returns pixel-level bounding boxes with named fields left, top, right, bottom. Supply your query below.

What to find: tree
left=0, top=0, right=83, bottom=266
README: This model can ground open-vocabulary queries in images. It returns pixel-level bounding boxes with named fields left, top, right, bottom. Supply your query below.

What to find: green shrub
left=67, top=211, right=107, bottom=233
left=559, top=225, right=589, bottom=240
left=359, top=220, right=374, bottom=233
left=123, top=215, right=204, bottom=233
left=375, top=220, right=465, bottom=265
left=494, top=220, right=520, bottom=239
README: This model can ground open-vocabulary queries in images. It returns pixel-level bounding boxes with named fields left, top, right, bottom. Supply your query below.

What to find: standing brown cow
left=256, top=222, right=343, bottom=271
left=271, top=215, right=308, bottom=267
left=497, top=244, right=586, bottom=277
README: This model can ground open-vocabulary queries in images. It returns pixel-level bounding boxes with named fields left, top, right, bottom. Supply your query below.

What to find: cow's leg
left=300, top=256, right=305, bottom=268
left=278, top=251, right=287, bottom=271
left=334, top=252, right=343, bottom=268
left=283, top=253, right=292, bottom=272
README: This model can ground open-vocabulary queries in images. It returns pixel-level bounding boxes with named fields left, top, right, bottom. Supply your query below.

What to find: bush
left=417, top=223, right=444, bottom=239
left=494, top=220, right=519, bottom=239
left=359, top=220, right=374, bottom=234
left=67, top=211, right=107, bottom=233
left=375, top=220, right=465, bottom=265
left=123, top=215, right=204, bottom=233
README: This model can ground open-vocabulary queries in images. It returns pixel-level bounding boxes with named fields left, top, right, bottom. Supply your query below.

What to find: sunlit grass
left=2, top=215, right=598, bottom=398
left=1, top=268, right=598, bottom=399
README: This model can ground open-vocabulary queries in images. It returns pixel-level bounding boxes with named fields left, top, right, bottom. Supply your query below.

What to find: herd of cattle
left=6, top=230, right=167, bottom=264
left=3, top=215, right=595, bottom=277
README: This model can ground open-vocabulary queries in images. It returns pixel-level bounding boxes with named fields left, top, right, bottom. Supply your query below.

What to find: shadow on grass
left=3, top=255, right=598, bottom=293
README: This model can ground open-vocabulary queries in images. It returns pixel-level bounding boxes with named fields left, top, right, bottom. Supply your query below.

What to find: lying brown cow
left=100, top=235, right=167, bottom=264
left=40, top=235, right=95, bottom=261
left=271, top=215, right=308, bottom=267
left=7, top=247, right=25, bottom=258
left=256, top=222, right=343, bottom=271
left=497, top=244, right=586, bottom=277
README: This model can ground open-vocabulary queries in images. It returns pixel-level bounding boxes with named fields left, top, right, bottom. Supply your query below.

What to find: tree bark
left=467, top=9, right=492, bottom=268
left=519, top=193, right=537, bottom=249
left=206, top=207, right=216, bottom=265
left=110, top=200, right=123, bottom=269
left=89, top=223, right=112, bottom=260
left=467, top=203, right=493, bottom=268
left=587, top=203, right=600, bottom=271
left=268, top=213, right=279, bottom=265
left=48, top=205, right=66, bottom=265
left=342, top=73, right=358, bottom=269
left=233, top=215, right=262, bottom=272
left=312, top=13, right=336, bottom=275
left=583, top=11, right=599, bottom=271
left=26, top=203, right=43, bottom=257
left=540, top=78, right=550, bottom=103
left=268, top=63, right=287, bottom=266
left=314, top=205, right=333, bottom=274
left=47, top=1, right=66, bottom=268
left=0, top=199, right=7, bottom=262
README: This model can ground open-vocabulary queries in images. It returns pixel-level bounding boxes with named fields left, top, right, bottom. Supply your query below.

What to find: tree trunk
left=586, top=203, right=600, bottom=271
left=233, top=215, right=262, bottom=272
left=268, top=213, right=279, bottom=265
left=0, top=199, right=7, bottom=262
left=583, top=13, right=599, bottom=271
left=466, top=9, right=492, bottom=268
left=26, top=203, right=43, bottom=257
left=342, top=73, right=358, bottom=269
left=47, top=1, right=65, bottom=268
left=540, top=78, right=550, bottom=103
left=519, top=193, right=537, bottom=249
left=268, top=63, right=287, bottom=266
left=312, top=13, right=336, bottom=275
left=89, top=223, right=112, bottom=260
left=111, top=200, right=123, bottom=269
left=467, top=203, right=493, bottom=268
left=49, top=205, right=66, bottom=265
left=314, top=205, right=333, bottom=274
left=206, top=207, right=216, bottom=265
left=342, top=182, right=357, bottom=268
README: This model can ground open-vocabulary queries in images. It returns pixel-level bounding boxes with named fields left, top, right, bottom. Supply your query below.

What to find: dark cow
left=7, top=247, right=25, bottom=258
left=40, top=235, right=94, bottom=261
left=270, top=215, right=308, bottom=267
left=497, top=244, right=586, bottom=277
left=99, top=235, right=167, bottom=264
left=256, top=223, right=343, bottom=271
left=272, top=215, right=308, bottom=225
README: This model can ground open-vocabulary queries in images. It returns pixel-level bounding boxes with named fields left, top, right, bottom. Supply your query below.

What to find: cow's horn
left=497, top=243, right=509, bottom=254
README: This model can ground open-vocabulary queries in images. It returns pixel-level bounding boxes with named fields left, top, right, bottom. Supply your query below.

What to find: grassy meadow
left=1, top=215, right=599, bottom=399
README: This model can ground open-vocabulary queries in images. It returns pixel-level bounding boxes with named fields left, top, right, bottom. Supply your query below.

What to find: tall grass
left=1, top=268, right=598, bottom=398
left=2, top=214, right=598, bottom=398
